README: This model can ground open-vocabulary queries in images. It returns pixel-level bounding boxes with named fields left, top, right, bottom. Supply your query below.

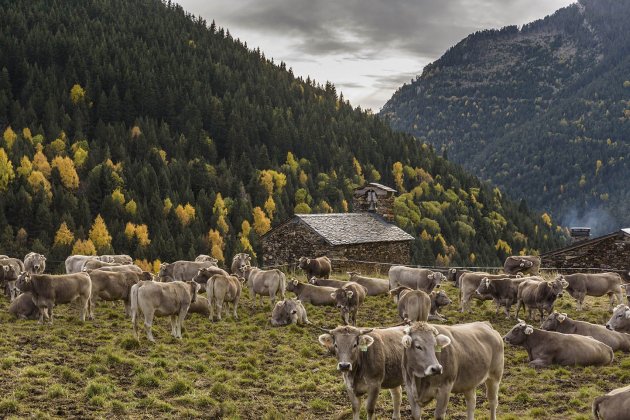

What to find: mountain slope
left=381, top=0, right=630, bottom=234
left=0, top=0, right=564, bottom=270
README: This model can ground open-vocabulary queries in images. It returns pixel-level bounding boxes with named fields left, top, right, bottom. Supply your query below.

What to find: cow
left=459, top=272, right=522, bottom=312
left=98, top=254, right=133, bottom=264
left=230, top=253, right=251, bottom=277
left=446, top=268, right=471, bottom=287
left=542, top=311, right=630, bottom=352
left=429, top=288, right=452, bottom=321
left=475, top=276, right=530, bottom=318
left=271, top=299, right=309, bottom=326
left=190, top=266, right=231, bottom=293
left=65, top=255, right=99, bottom=274
left=15, top=272, right=92, bottom=324
left=592, top=385, right=630, bottom=420
left=205, top=274, right=242, bottom=321
left=558, top=272, right=623, bottom=311
left=389, top=286, right=431, bottom=322
left=318, top=325, right=405, bottom=420
left=159, top=260, right=225, bottom=283
left=298, top=256, right=331, bottom=280
left=332, top=282, right=367, bottom=326
left=24, top=252, right=46, bottom=274
left=194, top=255, right=219, bottom=265
left=606, top=305, right=630, bottom=333
left=90, top=264, right=143, bottom=274
left=130, top=280, right=200, bottom=342
left=286, top=279, right=336, bottom=306
left=503, top=255, right=541, bottom=276
left=242, top=266, right=286, bottom=306
left=309, top=277, right=347, bottom=288
left=515, top=277, right=568, bottom=321
left=503, top=320, right=614, bottom=368
left=8, top=292, right=40, bottom=320
left=402, top=321, right=504, bottom=420
left=622, top=284, right=630, bottom=304
left=0, top=262, right=19, bottom=301
left=187, top=295, right=210, bottom=317
left=347, top=272, right=389, bottom=296
left=388, top=266, right=445, bottom=293
left=87, top=269, right=153, bottom=318
left=82, top=259, right=123, bottom=271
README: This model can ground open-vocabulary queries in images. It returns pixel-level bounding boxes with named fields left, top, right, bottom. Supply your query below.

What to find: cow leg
left=144, top=311, right=155, bottom=343
left=177, top=309, right=186, bottom=338
left=233, top=297, right=239, bottom=320
left=38, top=306, right=46, bottom=325
left=208, top=298, right=215, bottom=321
left=504, top=304, right=511, bottom=318
left=88, top=295, right=96, bottom=320
left=389, top=386, right=402, bottom=420
left=529, top=358, right=549, bottom=369
left=124, top=300, right=131, bottom=317
left=79, top=296, right=89, bottom=322
left=515, top=300, right=522, bottom=320
left=269, top=290, right=277, bottom=307
left=486, top=378, right=500, bottom=420
left=47, top=303, right=55, bottom=324
left=346, top=390, right=362, bottom=420
left=216, top=297, right=224, bottom=321
left=365, top=386, right=380, bottom=420
left=609, top=292, right=616, bottom=311
left=434, top=384, right=453, bottom=420
left=405, top=374, right=422, bottom=420
left=463, top=388, right=476, bottom=420
left=170, top=315, right=177, bottom=337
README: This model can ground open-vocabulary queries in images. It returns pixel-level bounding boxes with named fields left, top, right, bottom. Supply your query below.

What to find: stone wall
left=352, top=193, right=395, bottom=221
left=542, top=232, right=630, bottom=279
left=262, top=217, right=412, bottom=275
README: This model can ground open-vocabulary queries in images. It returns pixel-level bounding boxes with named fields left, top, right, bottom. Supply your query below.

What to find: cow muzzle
left=337, top=362, right=352, bottom=371
left=424, top=364, right=443, bottom=376
left=606, top=324, right=612, bottom=330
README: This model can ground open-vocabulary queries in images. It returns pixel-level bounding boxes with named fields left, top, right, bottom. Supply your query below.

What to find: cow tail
left=207, top=275, right=216, bottom=307
left=131, top=283, right=139, bottom=339
left=278, top=270, right=286, bottom=299
left=592, top=396, right=604, bottom=420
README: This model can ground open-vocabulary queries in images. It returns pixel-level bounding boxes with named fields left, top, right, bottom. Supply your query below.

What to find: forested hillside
left=0, top=0, right=564, bottom=271
left=382, top=0, right=630, bottom=234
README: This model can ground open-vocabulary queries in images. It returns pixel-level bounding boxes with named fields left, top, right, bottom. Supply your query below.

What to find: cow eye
left=415, top=345, right=422, bottom=350
left=353, top=343, right=357, bottom=348
left=334, top=343, right=337, bottom=348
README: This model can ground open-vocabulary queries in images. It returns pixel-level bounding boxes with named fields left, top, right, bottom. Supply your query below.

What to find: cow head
left=30, top=253, right=46, bottom=273
left=16, top=271, right=32, bottom=292
left=389, top=286, right=412, bottom=304
left=402, top=323, right=451, bottom=378
left=271, top=299, right=302, bottom=326
left=286, top=278, right=300, bottom=292
left=240, top=264, right=254, bottom=280
left=541, top=311, right=568, bottom=331
left=431, top=289, right=452, bottom=309
left=140, top=271, right=154, bottom=281
left=309, top=276, right=318, bottom=285
left=346, top=271, right=359, bottom=279
left=187, top=281, right=200, bottom=303
left=318, top=326, right=374, bottom=372
left=332, top=288, right=355, bottom=324
left=475, top=277, right=493, bottom=297
left=606, top=305, right=630, bottom=330
left=298, top=257, right=310, bottom=269
left=550, top=276, right=568, bottom=297
left=158, top=263, right=170, bottom=278
left=503, top=320, right=534, bottom=345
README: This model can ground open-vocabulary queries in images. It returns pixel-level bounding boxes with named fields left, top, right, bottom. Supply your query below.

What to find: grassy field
left=0, top=272, right=626, bottom=419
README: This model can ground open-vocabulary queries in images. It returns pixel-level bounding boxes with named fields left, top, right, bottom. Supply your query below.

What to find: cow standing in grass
left=242, top=266, right=286, bottom=307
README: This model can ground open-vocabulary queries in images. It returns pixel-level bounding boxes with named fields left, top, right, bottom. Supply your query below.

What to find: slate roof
left=541, top=229, right=630, bottom=257
left=295, top=213, right=414, bottom=245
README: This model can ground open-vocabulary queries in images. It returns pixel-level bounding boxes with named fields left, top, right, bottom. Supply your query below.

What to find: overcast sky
left=176, top=0, right=575, bottom=111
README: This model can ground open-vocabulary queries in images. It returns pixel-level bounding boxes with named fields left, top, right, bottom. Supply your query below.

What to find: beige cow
left=87, top=269, right=153, bottom=318
left=593, top=384, right=630, bottom=420
left=205, top=274, right=242, bottom=321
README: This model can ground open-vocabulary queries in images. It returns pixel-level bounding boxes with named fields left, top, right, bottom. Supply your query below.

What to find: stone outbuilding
left=541, top=228, right=630, bottom=279
left=262, top=183, right=414, bottom=271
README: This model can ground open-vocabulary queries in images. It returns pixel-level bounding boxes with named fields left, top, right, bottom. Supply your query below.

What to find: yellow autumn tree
left=27, top=171, right=52, bottom=199
left=53, top=222, right=75, bottom=247
left=111, top=189, right=125, bottom=206
left=163, top=198, right=173, bottom=215
left=22, top=127, right=32, bottom=142
left=89, top=215, right=112, bottom=252
left=298, top=170, right=308, bottom=186
left=393, top=161, right=404, bottom=191
left=264, top=196, right=276, bottom=220
left=52, top=156, right=80, bottom=189
left=175, top=203, right=195, bottom=226
left=495, top=239, right=512, bottom=255
left=33, top=146, right=51, bottom=178
left=341, top=199, right=349, bottom=212
left=72, top=239, right=97, bottom=256
left=541, top=213, right=552, bottom=228
left=17, top=156, right=32, bottom=178
left=134, top=259, right=152, bottom=272
left=70, top=84, right=86, bottom=104
left=73, top=147, right=88, bottom=168
left=135, top=224, right=151, bottom=247
left=3, top=126, right=16, bottom=150
left=285, top=152, right=299, bottom=175
left=213, top=193, right=229, bottom=235
left=124, top=222, right=136, bottom=239
left=252, top=207, right=271, bottom=235
left=239, top=220, right=256, bottom=256
left=208, top=229, right=225, bottom=263
left=125, top=199, right=137, bottom=216
left=0, top=148, right=15, bottom=191
left=260, top=170, right=274, bottom=195
left=152, top=259, right=161, bottom=274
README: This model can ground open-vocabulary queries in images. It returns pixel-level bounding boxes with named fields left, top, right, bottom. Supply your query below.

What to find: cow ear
left=330, top=292, right=336, bottom=299
left=42, top=256, right=46, bottom=261
left=428, top=273, right=434, bottom=279
left=292, top=279, right=298, bottom=286
left=434, top=284, right=441, bottom=289
left=625, top=308, right=630, bottom=319
left=450, top=268, right=456, bottom=274
left=558, top=313, right=567, bottom=322
left=318, top=334, right=334, bottom=349
left=525, top=326, right=534, bottom=335
left=346, top=290, right=354, bottom=299
left=402, top=335, right=412, bottom=348
left=306, top=259, right=311, bottom=264
left=291, top=310, right=297, bottom=314
left=358, top=335, right=374, bottom=349
left=296, top=300, right=301, bottom=304
left=435, top=334, right=451, bottom=349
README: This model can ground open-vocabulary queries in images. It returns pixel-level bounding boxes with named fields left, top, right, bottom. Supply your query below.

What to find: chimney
left=570, top=227, right=590, bottom=244
left=352, top=183, right=397, bottom=222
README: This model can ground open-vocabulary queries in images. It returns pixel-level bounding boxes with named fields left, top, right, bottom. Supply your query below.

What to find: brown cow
left=24, top=252, right=46, bottom=274
left=190, top=266, right=231, bottom=293
left=298, top=256, right=331, bottom=280
left=559, top=273, right=623, bottom=311
left=286, top=279, right=336, bottom=306
left=475, top=276, right=531, bottom=318
left=541, top=312, right=630, bottom=352
left=130, top=280, right=200, bottom=342
left=242, top=266, right=286, bottom=306
left=503, top=255, right=541, bottom=275
left=332, top=282, right=367, bottom=326
left=515, top=277, right=568, bottom=321
left=503, top=320, right=614, bottom=368
left=318, top=325, right=405, bottom=420
left=8, top=292, right=40, bottom=320
left=15, top=272, right=92, bottom=324
left=205, top=274, right=242, bottom=321
left=230, top=253, right=251, bottom=277
left=402, top=321, right=504, bottom=420
left=447, top=268, right=471, bottom=287
left=606, top=305, right=630, bottom=333
left=309, top=277, right=347, bottom=288
left=593, top=385, right=630, bottom=420
left=388, top=266, right=445, bottom=293
left=429, top=288, right=452, bottom=321
left=271, top=299, right=309, bottom=326
left=87, top=269, right=153, bottom=318
left=389, top=286, right=431, bottom=322
left=459, top=272, right=521, bottom=313
left=0, top=262, right=19, bottom=301
left=347, top=272, right=389, bottom=296
left=88, top=264, right=143, bottom=274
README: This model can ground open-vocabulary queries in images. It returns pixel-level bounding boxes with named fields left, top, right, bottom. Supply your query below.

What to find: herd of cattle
left=1, top=252, right=630, bottom=418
